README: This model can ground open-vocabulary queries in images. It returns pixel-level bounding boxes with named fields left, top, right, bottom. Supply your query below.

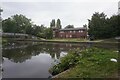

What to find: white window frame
left=60, top=31, right=64, bottom=33
left=81, top=30, right=83, bottom=33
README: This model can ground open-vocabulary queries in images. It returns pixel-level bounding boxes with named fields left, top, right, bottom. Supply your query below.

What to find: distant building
left=53, top=27, right=87, bottom=39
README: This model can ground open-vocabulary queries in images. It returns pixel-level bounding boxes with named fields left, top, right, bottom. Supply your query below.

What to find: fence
left=1, top=32, right=29, bottom=38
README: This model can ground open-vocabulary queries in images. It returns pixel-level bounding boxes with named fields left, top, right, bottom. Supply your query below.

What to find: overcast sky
left=1, top=0, right=119, bottom=28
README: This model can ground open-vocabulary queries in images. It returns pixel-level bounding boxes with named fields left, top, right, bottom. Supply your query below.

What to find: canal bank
left=2, top=41, right=119, bottom=78
left=10, top=38, right=120, bottom=44
left=50, top=48, right=119, bottom=78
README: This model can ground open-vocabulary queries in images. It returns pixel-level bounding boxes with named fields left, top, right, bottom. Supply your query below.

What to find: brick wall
left=53, top=29, right=87, bottom=38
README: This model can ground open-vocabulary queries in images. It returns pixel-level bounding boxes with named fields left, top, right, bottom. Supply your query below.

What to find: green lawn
left=48, top=38, right=87, bottom=41
left=47, top=38, right=118, bottom=43
left=50, top=48, right=118, bottom=78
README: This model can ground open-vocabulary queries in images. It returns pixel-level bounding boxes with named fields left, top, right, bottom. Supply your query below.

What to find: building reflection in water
left=2, top=42, right=117, bottom=63
left=2, top=42, right=118, bottom=78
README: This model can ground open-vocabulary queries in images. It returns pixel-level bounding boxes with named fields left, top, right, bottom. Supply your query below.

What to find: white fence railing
left=0, top=32, right=29, bottom=37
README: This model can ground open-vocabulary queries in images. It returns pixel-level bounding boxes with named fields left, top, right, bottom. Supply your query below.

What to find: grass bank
left=47, top=38, right=119, bottom=44
left=50, top=48, right=118, bottom=78
left=7, top=37, right=119, bottom=44
left=48, top=38, right=102, bottom=42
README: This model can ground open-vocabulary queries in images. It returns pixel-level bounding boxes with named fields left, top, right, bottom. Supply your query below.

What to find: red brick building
left=53, top=27, right=87, bottom=39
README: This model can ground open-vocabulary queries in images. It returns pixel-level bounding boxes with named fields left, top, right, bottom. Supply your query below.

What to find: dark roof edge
left=59, top=27, right=86, bottom=31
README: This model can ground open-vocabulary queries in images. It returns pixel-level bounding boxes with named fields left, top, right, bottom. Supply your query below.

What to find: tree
left=65, top=25, right=74, bottom=29
left=2, top=14, right=32, bottom=34
left=88, top=12, right=120, bottom=39
left=31, top=24, right=47, bottom=38
left=2, top=18, right=16, bottom=33
left=56, top=19, right=62, bottom=29
left=83, top=24, right=87, bottom=29
left=11, top=14, right=32, bottom=33
left=107, top=15, right=120, bottom=37
left=50, top=19, right=55, bottom=28
left=44, top=28, right=53, bottom=39
left=88, top=12, right=108, bottom=39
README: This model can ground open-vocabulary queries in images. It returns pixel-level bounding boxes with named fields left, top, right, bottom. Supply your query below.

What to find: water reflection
left=2, top=42, right=117, bottom=78
left=3, top=42, right=88, bottom=63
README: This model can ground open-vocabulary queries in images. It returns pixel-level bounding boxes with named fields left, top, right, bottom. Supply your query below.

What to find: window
left=60, top=31, right=64, bottom=33
left=70, top=31, right=72, bottom=33
left=66, top=35, right=68, bottom=38
left=74, top=31, right=76, bottom=33
left=81, top=30, right=83, bottom=33
left=70, top=35, right=72, bottom=38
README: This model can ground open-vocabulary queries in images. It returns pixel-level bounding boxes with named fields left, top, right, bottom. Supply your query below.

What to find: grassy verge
left=48, top=38, right=87, bottom=42
left=100, top=38, right=118, bottom=43
left=50, top=48, right=118, bottom=78
left=47, top=38, right=119, bottom=43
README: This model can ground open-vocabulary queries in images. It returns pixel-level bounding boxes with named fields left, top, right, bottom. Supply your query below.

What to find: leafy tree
left=65, top=25, right=74, bottom=29
left=56, top=19, right=62, bottom=29
left=108, top=15, right=119, bottom=37
left=88, top=12, right=108, bottom=39
left=31, top=24, right=47, bottom=38
left=2, top=14, right=54, bottom=39
left=50, top=19, right=55, bottom=28
left=44, top=28, right=53, bottom=39
left=2, top=18, right=16, bottom=33
left=118, top=15, right=120, bottom=36
left=2, top=14, right=32, bottom=34
left=83, top=24, right=87, bottom=29
left=88, top=12, right=120, bottom=39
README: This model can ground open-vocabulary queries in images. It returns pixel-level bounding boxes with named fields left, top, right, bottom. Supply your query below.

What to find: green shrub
left=50, top=47, right=118, bottom=77
left=50, top=49, right=80, bottom=75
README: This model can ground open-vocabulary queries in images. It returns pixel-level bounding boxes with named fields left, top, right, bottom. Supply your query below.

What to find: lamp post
left=0, top=7, right=3, bottom=20
left=0, top=7, right=3, bottom=37
left=0, top=7, right=3, bottom=32
left=0, top=7, right=3, bottom=80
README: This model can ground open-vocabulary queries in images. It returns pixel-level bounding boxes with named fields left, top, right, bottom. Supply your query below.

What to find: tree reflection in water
left=2, top=42, right=117, bottom=78
left=2, top=42, right=88, bottom=63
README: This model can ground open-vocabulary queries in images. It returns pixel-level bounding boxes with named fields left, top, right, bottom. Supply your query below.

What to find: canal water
left=2, top=42, right=117, bottom=78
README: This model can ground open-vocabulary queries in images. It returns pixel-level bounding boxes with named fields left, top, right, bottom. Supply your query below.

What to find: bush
left=50, top=47, right=118, bottom=76
left=50, top=49, right=80, bottom=75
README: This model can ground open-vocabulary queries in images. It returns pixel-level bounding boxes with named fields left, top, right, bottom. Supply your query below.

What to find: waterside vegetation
left=50, top=48, right=118, bottom=78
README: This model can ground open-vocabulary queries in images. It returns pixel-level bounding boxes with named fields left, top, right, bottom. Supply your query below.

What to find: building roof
left=59, top=27, right=86, bottom=31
